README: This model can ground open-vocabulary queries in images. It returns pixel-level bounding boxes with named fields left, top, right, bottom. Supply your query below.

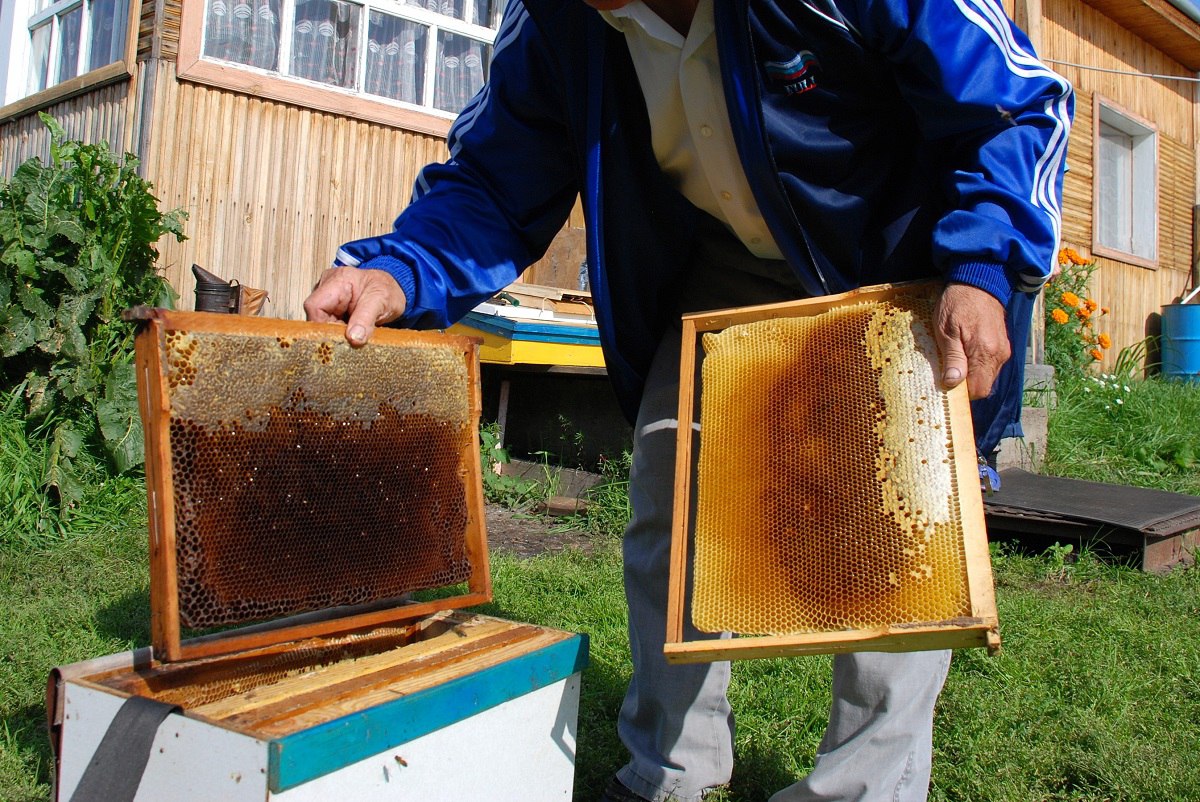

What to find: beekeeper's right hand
left=304, top=267, right=407, bottom=346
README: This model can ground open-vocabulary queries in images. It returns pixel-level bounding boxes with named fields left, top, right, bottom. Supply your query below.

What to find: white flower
left=1124, top=385, right=1131, bottom=393
left=1116, top=398, right=1124, bottom=405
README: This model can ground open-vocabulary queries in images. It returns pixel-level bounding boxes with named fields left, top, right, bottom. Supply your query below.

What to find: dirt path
left=484, top=502, right=602, bottom=558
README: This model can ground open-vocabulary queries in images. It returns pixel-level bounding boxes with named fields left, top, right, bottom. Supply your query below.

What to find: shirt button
left=700, top=124, right=714, bottom=138
left=720, top=191, right=733, bottom=201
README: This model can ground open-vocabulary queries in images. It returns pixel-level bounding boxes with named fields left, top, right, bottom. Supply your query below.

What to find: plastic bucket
left=195, top=282, right=240, bottom=313
left=1161, top=303, right=1200, bottom=382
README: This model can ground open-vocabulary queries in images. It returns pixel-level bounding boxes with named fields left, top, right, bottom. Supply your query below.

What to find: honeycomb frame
left=664, top=282, right=999, bottom=664
left=133, top=310, right=491, bottom=662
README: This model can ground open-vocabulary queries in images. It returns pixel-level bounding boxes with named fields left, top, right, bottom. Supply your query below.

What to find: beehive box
left=49, top=311, right=587, bottom=800
left=665, top=283, right=999, bottom=664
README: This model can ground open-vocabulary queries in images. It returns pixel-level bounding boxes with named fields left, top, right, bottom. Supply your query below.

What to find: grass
left=1044, top=372, right=1200, bottom=494
left=2, top=378, right=1199, bottom=800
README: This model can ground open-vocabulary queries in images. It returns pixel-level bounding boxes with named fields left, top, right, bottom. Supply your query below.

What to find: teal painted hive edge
left=268, top=632, right=590, bottom=792
left=461, top=312, right=600, bottom=345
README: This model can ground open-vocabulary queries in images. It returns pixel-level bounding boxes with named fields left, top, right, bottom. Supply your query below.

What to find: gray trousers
left=614, top=221, right=952, bottom=802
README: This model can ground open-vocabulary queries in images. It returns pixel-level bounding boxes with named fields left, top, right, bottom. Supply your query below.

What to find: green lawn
left=2, top=375, right=1199, bottom=801
left=2, top=517, right=1198, bottom=801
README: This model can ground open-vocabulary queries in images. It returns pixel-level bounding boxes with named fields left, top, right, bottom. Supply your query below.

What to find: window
left=1, top=0, right=130, bottom=106
left=198, top=0, right=500, bottom=117
left=1094, top=101, right=1157, bottom=265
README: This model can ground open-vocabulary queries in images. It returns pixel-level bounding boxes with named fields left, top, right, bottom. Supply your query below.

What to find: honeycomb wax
left=162, top=328, right=475, bottom=630
left=690, top=297, right=971, bottom=635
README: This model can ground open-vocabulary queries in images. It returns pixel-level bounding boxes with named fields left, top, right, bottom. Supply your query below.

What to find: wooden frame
left=133, top=310, right=491, bottom=662
left=176, top=0, right=455, bottom=138
left=1090, top=94, right=1161, bottom=271
left=664, top=283, right=1000, bottom=664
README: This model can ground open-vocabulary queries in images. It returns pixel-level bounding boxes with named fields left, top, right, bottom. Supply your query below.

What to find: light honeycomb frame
left=665, top=282, right=1000, bottom=664
left=134, top=310, right=491, bottom=662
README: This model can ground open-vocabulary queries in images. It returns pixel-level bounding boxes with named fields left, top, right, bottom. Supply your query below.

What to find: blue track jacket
left=334, top=0, right=1074, bottom=454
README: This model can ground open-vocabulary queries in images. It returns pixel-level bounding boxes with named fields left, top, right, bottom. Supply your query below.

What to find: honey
left=159, top=327, right=476, bottom=631
left=691, top=296, right=970, bottom=635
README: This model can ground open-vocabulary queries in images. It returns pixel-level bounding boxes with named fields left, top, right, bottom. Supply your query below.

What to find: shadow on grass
left=5, top=702, right=54, bottom=794
left=94, top=585, right=153, bottom=647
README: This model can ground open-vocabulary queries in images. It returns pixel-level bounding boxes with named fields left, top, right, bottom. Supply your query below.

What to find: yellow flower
left=1084, top=298, right=1098, bottom=312
left=1061, top=291, right=1080, bottom=307
left=1057, top=250, right=1070, bottom=266
left=1076, top=307, right=1092, bottom=321
left=1070, top=251, right=1091, bottom=265
left=1090, top=348, right=1104, bottom=361
left=1098, top=333, right=1112, bottom=349
left=1051, top=308, right=1070, bottom=324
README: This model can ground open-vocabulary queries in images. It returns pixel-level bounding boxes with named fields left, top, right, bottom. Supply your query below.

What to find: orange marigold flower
left=1084, top=298, right=1098, bottom=312
left=1061, top=291, right=1081, bottom=307
left=1051, top=308, right=1070, bottom=324
left=1057, top=250, right=1070, bottom=266
left=1076, top=307, right=1092, bottom=321
left=1069, top=250, right=1091, bottom=265
left=1098, top=333, right=1112, bottom=349
left=1101, top=306, right=1110, bottom=315
left=1090, top=348, right=1104, bottom=361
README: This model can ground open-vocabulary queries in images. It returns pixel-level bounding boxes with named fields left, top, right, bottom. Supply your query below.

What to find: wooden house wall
left=0, top=81, right=136, bottom=176
left=141, top=63, right=585, bottom=318
left=1046, top=0, right=1197, bottom=369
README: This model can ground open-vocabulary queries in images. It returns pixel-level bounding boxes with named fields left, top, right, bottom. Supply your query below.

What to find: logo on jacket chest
left=765, top=51, right=821, bottom=96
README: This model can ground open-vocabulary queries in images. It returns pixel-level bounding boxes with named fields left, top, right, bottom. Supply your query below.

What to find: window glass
left=56, top=3, right=83, bottom=82
left=28, top=22, right=52, bottom=94
left=291, top=0, right=361, bottom=89
left=1095, top=105, right=1155, bottom=263
left=88, top=0, right=128, bottom=70
left=204, top=0, right=280, bottom=70
left=365, top=11, right=425, bottom=104
left=432, top=29, right=487, bottom=113
left=1097, top=123, right=1132, bottom=254
left=198, top=0, right=500, bottom=117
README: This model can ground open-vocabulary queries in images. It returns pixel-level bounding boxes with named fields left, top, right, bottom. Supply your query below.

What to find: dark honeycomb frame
left=133, top=310, right=491, bottom=662
left=664, top=282, right=999, bottom=664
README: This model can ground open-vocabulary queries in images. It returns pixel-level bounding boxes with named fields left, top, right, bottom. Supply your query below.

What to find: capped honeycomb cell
left=691, top=295, right=972, bottom=636
left=157, top=325, right=477, bottom=632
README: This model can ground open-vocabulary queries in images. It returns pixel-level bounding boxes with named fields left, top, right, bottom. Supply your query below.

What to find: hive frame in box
left=132, top=310, right=492, bottom=662
left=664, top=282, right=1000, bottom=664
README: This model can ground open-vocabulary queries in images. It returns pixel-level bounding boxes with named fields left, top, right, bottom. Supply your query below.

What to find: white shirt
left=600, top=0, right=783, bottom=259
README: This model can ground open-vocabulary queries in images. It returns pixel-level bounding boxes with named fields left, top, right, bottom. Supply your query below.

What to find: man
left=305, top=0, right=1073, bottom=799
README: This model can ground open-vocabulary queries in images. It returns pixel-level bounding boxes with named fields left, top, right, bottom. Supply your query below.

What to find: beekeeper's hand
left=304, top=267, right=407, bottom=346
left=934, top=282, right=1010, bottom=399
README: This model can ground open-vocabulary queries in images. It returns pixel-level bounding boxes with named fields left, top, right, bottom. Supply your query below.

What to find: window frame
left=0, top=0, right=139, bottom=124
left=177, top=0, right=498, bottom=137
left=1090, top=95, right=1159, bottom=270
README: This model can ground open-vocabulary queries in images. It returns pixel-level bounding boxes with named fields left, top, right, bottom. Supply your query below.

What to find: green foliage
left=0, top=114, right=185, bottom=507
left=1046, top=374, right=1200, bottom=495
left=479, top=421, right=544, bottom=508
left=1043, top=249, right=1110, bottom=384
left=573, top=449, right=633, bottom=537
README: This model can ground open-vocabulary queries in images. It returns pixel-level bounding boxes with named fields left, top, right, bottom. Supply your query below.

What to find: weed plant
left=0, top=114, right=185, bottom=521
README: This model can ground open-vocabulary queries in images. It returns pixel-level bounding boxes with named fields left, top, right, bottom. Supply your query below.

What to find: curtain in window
left=365, top=11, right=424, bottom=103
left=28, top=23, right=52, bottom=94
left=433, top=31, right=488, bottom=113
left=204, top=0, right=280, bottom=70
left=88, top=0, right=129, bottom=71
left=57, top=5, right=83, bottom=82
left=291, top=0, right=360, bottom=88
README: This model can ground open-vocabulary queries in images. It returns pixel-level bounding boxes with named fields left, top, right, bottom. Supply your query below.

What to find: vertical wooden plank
left=666, top=320, right=699, bottom=646
left=135, top=319, right=183, bottom=660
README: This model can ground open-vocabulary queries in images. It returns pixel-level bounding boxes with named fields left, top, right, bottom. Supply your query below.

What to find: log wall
left=1046, top=0, right=1197, bottom=370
